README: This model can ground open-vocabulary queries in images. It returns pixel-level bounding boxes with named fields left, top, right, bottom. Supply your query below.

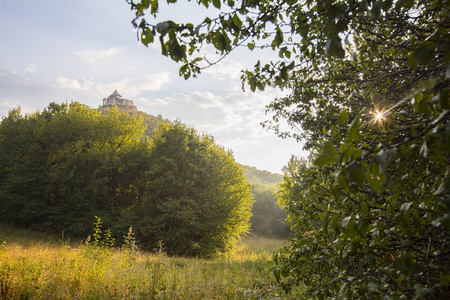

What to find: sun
left=371, top=109, right=388, bottom=131
left=374, top=111, right=384, bottom=122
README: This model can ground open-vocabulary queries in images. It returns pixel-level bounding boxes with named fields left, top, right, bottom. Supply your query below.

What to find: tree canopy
left=0, top=103, right=252, bottom=257
left=134, top=122, right=252, bottom=256
left=128, top=0, right=449, bottom=298
left=0, top=102, right=146, bottom=235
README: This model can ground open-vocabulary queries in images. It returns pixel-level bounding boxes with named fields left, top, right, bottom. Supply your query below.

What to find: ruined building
left=101, top=90, right=136, bottom=108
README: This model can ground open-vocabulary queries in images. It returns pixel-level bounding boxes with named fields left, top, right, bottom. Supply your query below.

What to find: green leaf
left=330, top=214, right=340, bottom=230
left=337, top=111, right=348, bottom=124
left=168, top=37, right=185, bottom=62
left=142, top=0, right=150, bottom=9
left=361, top=201, right=368, bottom=214
left=337, top=172, right=350, bottom=191
left=371, top=0, right=382, bottom=17
left=373, top=150, right=388, bottom=173
left=280, top=68, right=288, bottom=81
left=348, top=114, right=361, bottom=141
left=272, top=28, right=284, bottom=48
left=326, top=37, right=345, bottom=58
left=314, top=141, right=339, bottom=167
left=141, top=29, right=154, bottom=46
left=150, top=0, right=159, bottom=14
left=212, top=0, right=221, bottom=9
left=179, top=64, right=191, bottom=80
left=347, top=161, right=365, bottom=185
left=324, top=19, right=337, bottom=38
left=413, top=45, right=433, bottom=63
left=159, top=35, right=168, bottom=56
left=274, top=268, right=281, bottom=282
left=212, top=31, right=230, bottom=52
left=367, top=162, right=383, bottom=193
left=232, top=13, right=242, bottom=28
left=359, top=219, right=369, bottom=236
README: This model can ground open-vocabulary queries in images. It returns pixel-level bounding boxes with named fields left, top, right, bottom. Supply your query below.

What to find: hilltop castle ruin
left=101, top=90, right=136, bottom=109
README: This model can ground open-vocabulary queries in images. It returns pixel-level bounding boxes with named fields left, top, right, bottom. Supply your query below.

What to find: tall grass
left=0, top=225, right=300, bottom=299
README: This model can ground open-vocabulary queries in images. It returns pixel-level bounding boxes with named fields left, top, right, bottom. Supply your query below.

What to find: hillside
left=239, top=165, right=289, bottom=238
left=240, top=165, right=283, bottom=186
left=97, top=105, right=171, bottom=138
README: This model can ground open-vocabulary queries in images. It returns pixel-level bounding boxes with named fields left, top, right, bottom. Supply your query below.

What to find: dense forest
left=129, top=0, right=449, bottom=298
left=0, top=101, right=288, bottom=257
left=241, top=165, right=290, bottom=238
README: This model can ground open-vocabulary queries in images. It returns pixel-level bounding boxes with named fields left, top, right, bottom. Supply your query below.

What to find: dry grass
left=0, top=225, right=299, bottom=299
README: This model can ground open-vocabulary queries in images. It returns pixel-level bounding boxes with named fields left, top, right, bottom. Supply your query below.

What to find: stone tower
left=102, top=90, right=136, bottom=108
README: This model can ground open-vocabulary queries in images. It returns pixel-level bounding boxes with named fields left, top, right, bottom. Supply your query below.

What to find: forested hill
left=240, top=165, right=289, bottom=238
left=240, top=165, right=283, bottom=185
left=97, top=105, right=170, bottom=138
left=99, top=105, right=285, bottom=183
left=98, top=105, right=289, bottom=238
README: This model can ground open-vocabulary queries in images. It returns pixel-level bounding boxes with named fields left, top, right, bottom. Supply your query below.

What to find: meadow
left=0, top=225, right=301, bottom=299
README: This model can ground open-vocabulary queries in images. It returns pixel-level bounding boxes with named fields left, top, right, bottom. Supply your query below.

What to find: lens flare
left=375, top=111, right=384, bottom=121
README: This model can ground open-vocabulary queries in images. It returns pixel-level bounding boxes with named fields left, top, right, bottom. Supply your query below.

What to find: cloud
left=75, top=47, right=123, bottom=64
left=202, top=61, right=244, bottom=80
left=55, top=75, right=82, bottom=90
left=0, top=70, right=61, bottom=116
left=54, top=72, right=171, bottom=96
left=140, top=89, right=285, bottom=140
left=191, top=91, right=304, bottom=172
left=136, top=88, right=307, bottom=173
left=25, top=63, right=37, bottom=73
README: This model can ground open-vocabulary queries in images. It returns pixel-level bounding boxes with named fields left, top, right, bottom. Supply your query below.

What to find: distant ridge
left=240, top=165, right=283, bottom=185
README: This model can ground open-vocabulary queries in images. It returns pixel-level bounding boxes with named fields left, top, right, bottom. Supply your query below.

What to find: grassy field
left=0, top=225, right=301, bottom=299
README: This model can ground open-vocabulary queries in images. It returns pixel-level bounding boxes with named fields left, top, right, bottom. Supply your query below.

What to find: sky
left=0, top=0, right=308, bottom=174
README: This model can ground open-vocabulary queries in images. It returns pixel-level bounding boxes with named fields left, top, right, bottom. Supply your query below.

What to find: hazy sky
left=0, top=0, right=308, bottom=174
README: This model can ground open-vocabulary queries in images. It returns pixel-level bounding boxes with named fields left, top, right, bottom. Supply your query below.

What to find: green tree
left=240, top=164, right=289, bottom=238
left=250, top=183, right=290, bottom=238
left=128, top=0, right=449, bottom=297
left=0, top=102, right=148, bottom=236
left=135, top=122, right=252, bottom=257
left=0, top=108, right=51, bottom=228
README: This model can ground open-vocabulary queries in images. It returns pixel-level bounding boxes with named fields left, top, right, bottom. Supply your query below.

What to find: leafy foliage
left=128, top=0, right=450, bottom=297
left=0, top=103, right=251, bottom=257
left=134, top=122, right=253, bottom=256
left=0, top=103, right=146, bottom=236
left=97, top=105, right=171, bottom=138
